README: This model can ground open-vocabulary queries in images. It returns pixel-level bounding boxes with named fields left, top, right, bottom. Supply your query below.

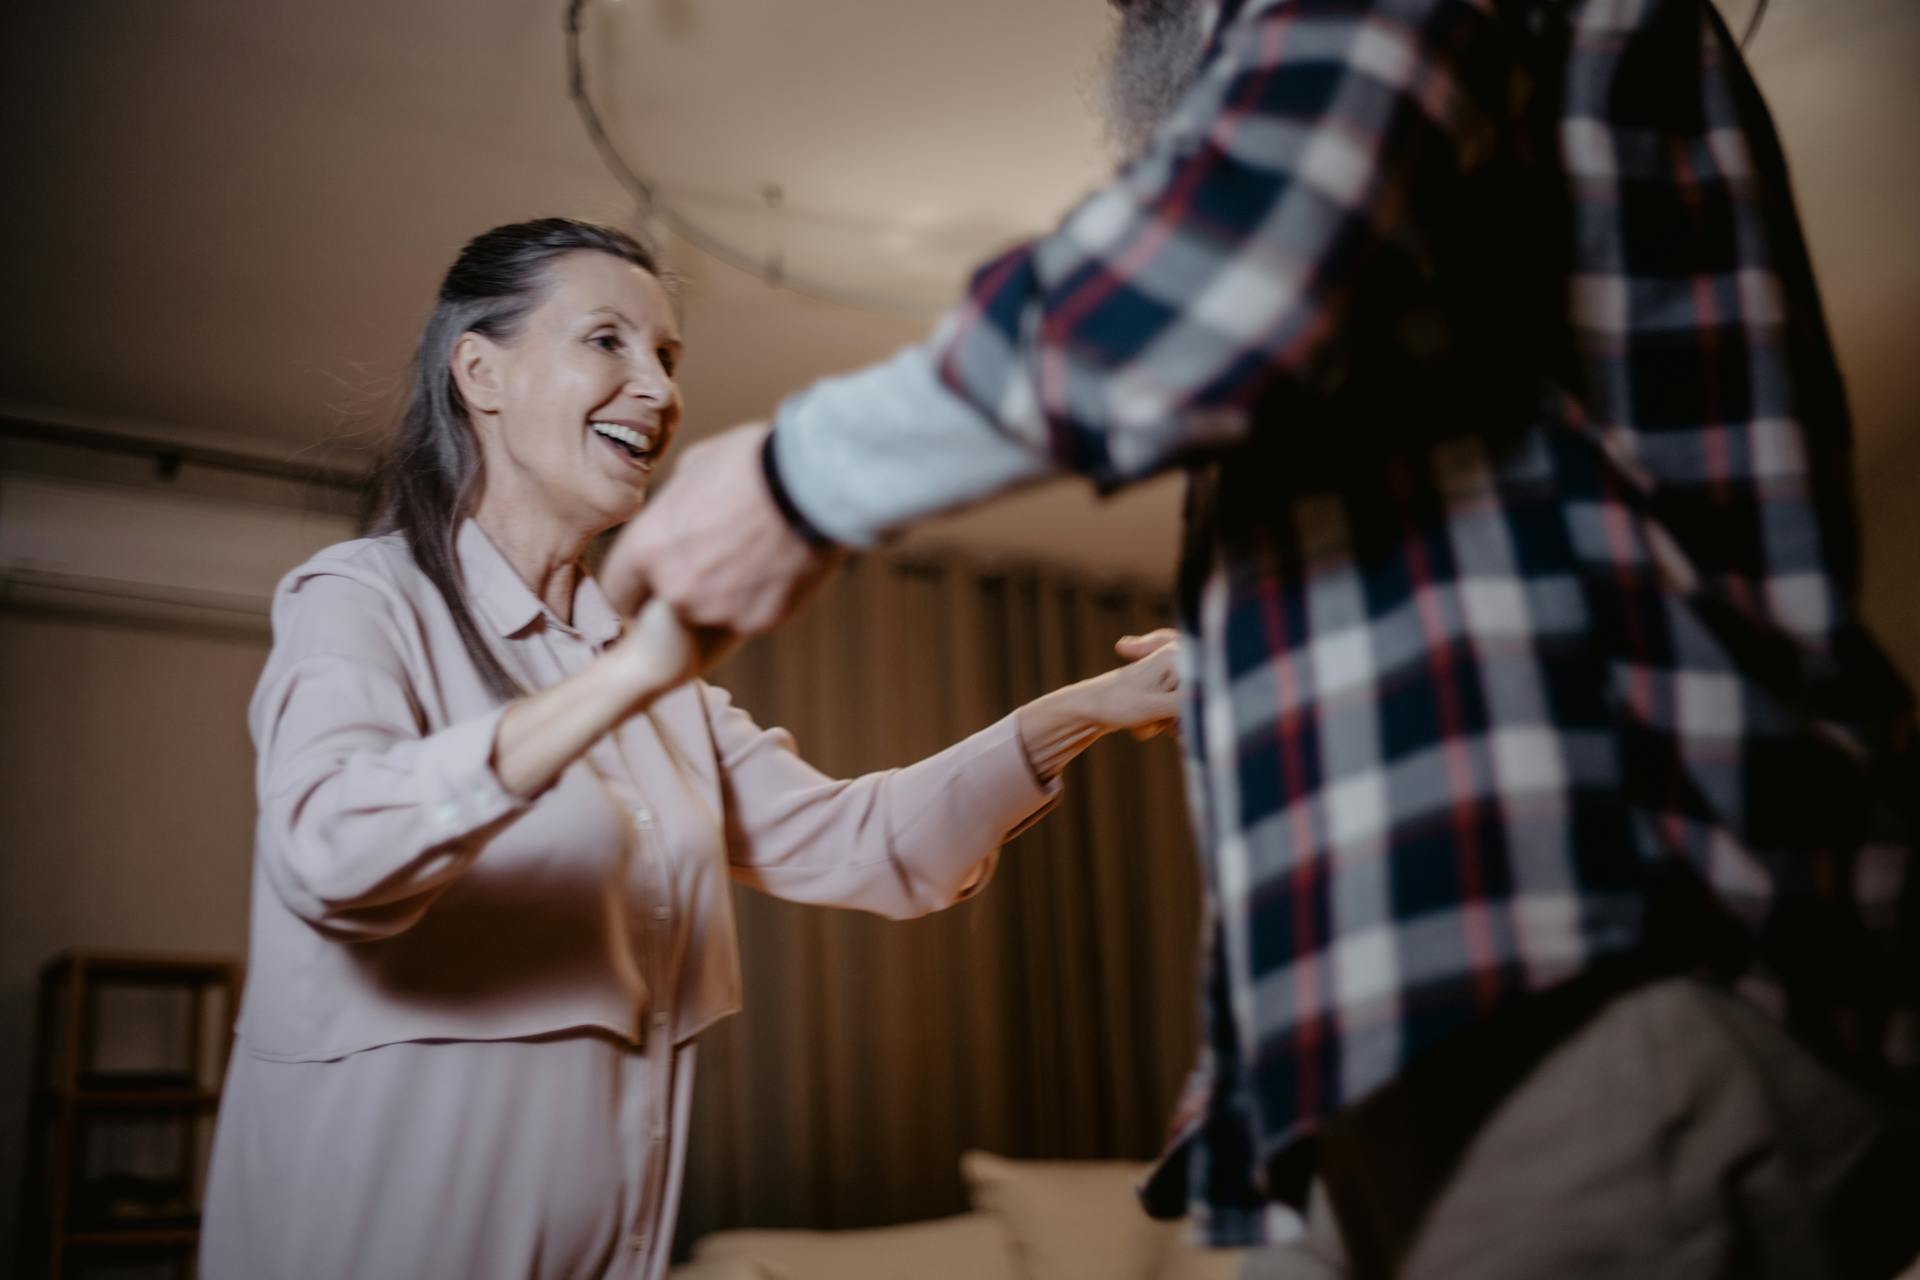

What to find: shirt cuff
left=760, top=430, right=836, bottom=548
left=958, top=711, right=1064, bottom=847
left=769, top=341, right=1059, bottom=549
left=887, top=711, right=1063, bottom=908
left=423, top=704, right=528, bottom=843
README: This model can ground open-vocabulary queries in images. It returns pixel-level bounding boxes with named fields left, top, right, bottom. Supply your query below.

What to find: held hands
left=603, top=597, right=742, bottom=713
left=494, top=467, right=815, bottom=804
left=599, top=422, right=841, bottom=634
left=1096, top=629, right=1182, bottom=740
left=594, top=418, right=1185, bottom=789
left=492, top=597, right=736, bottom=803
left=1014, top=629, right=1182, bottom=785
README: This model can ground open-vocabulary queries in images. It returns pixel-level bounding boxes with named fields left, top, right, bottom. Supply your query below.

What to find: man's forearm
left=767, top=341, right=1059, bottom=548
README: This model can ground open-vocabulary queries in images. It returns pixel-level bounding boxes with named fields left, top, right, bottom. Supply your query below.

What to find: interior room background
left=3, top=0, right=1917, bottom=1267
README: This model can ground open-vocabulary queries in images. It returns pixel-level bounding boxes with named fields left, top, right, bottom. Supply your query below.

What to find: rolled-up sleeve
left=705, top=684, right=1061, bottom=919
left=250, top=569, right=527, bottom=938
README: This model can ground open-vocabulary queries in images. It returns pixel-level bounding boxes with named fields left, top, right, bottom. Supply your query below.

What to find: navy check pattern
left=935, top=0, right=1917, bottom=1244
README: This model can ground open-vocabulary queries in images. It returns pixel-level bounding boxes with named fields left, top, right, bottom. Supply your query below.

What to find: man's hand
left=601, top=423, right=841, bottom=634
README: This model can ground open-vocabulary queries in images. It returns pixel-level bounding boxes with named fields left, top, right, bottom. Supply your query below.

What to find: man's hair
left=1103, top=0, right=1211, bottom=162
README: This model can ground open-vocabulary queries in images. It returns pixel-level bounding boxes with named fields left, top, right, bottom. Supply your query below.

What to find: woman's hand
left=602, top=598, right=734, bottom=708
left=1094, top=628, right=1181, bottom=740
left=1014, top=628, right=1183, bottom=785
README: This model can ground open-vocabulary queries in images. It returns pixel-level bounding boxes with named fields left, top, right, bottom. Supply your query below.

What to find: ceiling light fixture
left=562, top=0, right=1112, bottom=316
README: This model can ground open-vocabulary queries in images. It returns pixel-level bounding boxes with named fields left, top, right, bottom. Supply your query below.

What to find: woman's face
left=467, top=250, right=683, bottom=534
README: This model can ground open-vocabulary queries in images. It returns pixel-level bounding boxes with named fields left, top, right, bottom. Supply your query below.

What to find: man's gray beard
left=1102, top=0, right=1211, bottom=163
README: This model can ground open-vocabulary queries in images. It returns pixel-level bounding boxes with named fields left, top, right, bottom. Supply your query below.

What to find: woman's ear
left=450, top=331, right=505, bottom=416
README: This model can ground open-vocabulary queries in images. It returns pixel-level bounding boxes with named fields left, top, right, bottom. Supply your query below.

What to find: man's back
left=923, top=0, right=1916, bottom=1243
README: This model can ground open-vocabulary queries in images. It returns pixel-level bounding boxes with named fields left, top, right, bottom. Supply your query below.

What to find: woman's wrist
left=598, top=637, right=673, bottom=714
left=601, top=599, right=700, bottom=714
left=1014, top=680, right=1109, bottom=785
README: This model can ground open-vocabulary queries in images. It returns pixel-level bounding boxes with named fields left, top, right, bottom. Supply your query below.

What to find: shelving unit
left=15, top=951, right=240, bottom=1279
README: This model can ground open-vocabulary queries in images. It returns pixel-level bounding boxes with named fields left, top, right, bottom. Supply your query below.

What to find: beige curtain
left=676, top=553, right=1206, bottom=1246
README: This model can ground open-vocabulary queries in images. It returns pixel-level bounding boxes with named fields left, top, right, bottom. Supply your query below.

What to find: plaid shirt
left=935, top=0, right=1917, bottom=1245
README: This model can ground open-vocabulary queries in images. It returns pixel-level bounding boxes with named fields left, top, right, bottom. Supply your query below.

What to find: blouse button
left=652, top=904, right=670, bottom=923
left=632, top=806, right=653, bottom=827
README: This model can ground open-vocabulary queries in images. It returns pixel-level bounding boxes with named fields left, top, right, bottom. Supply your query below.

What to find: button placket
left=616, top=1039, right=656, bottom=1275
left=627, top=800, right=672, bottom=1050
left=630, top=1047, right=680, bottom=1279
left=604, top=725, right=677, bottom=1228
left=626, top=1046, right=673, bottom=1277
left=631, top=804, right=659, bottom=934
left=638, top=802, right=672, bottom=1150
left=636, top=804, right=674, bottom=946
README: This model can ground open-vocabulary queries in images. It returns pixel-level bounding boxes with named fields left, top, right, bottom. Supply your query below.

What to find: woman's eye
left=591, top=333, right=621, bottom=352
left=658, top=349, right=678, bottom=375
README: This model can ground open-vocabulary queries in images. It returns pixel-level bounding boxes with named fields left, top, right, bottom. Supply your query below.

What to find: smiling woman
left=194, top=219, right=1185, bottom=1280
left=458, top=254, right=681, bottom=529
left=364, top=220, right=678, bottom=701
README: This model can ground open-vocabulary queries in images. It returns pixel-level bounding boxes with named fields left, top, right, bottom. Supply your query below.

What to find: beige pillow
left=686, top=1212, right=1015, bottom=1280
left=1159, top=1237, right=1246, bottom=1280
left=960, top=1150, right=1177, bottom=1280
left=666, top=1252, right=771, bottom=1280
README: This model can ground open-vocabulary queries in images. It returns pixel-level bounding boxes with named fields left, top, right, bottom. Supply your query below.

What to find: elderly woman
left=198, top=218, right=1179, bottom=1280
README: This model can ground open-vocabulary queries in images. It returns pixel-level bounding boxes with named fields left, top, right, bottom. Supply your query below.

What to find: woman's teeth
left=590, top=421, right=654, bottom=460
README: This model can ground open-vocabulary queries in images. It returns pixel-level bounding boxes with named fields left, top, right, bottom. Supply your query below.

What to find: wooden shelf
left=63, top=1227, right=201, bottom=1248
left=38, top=1086, right=223, bottom=1111
left=18, top=948, right=241, bottom=1277
left=42, top=950, right=240, bottom=986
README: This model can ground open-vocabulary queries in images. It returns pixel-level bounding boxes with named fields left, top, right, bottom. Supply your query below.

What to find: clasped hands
left=599, top=422, right=1180, bottom=742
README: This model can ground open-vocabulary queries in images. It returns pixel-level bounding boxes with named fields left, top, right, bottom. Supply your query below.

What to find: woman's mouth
left=589, top=421, right=659, bottom=469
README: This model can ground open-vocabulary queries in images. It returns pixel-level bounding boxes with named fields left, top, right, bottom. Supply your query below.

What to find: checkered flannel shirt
left=934, top=0, right=1917, bottom=1244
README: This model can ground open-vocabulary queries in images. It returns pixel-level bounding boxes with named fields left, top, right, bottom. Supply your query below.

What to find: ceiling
left=585, top=0, right=1117, bottom=311
left=3, top=0, right=1915, bottom=586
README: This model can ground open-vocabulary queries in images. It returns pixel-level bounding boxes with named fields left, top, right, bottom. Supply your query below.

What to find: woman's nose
left=625, top=361, right=671, bottom=404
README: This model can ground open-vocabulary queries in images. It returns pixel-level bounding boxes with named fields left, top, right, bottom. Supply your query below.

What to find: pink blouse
left=235, top=520, right=1058, bottom=1062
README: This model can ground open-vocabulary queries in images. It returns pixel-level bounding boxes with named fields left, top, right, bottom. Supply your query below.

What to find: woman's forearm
left=493, top=659, right=640, bottom=799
